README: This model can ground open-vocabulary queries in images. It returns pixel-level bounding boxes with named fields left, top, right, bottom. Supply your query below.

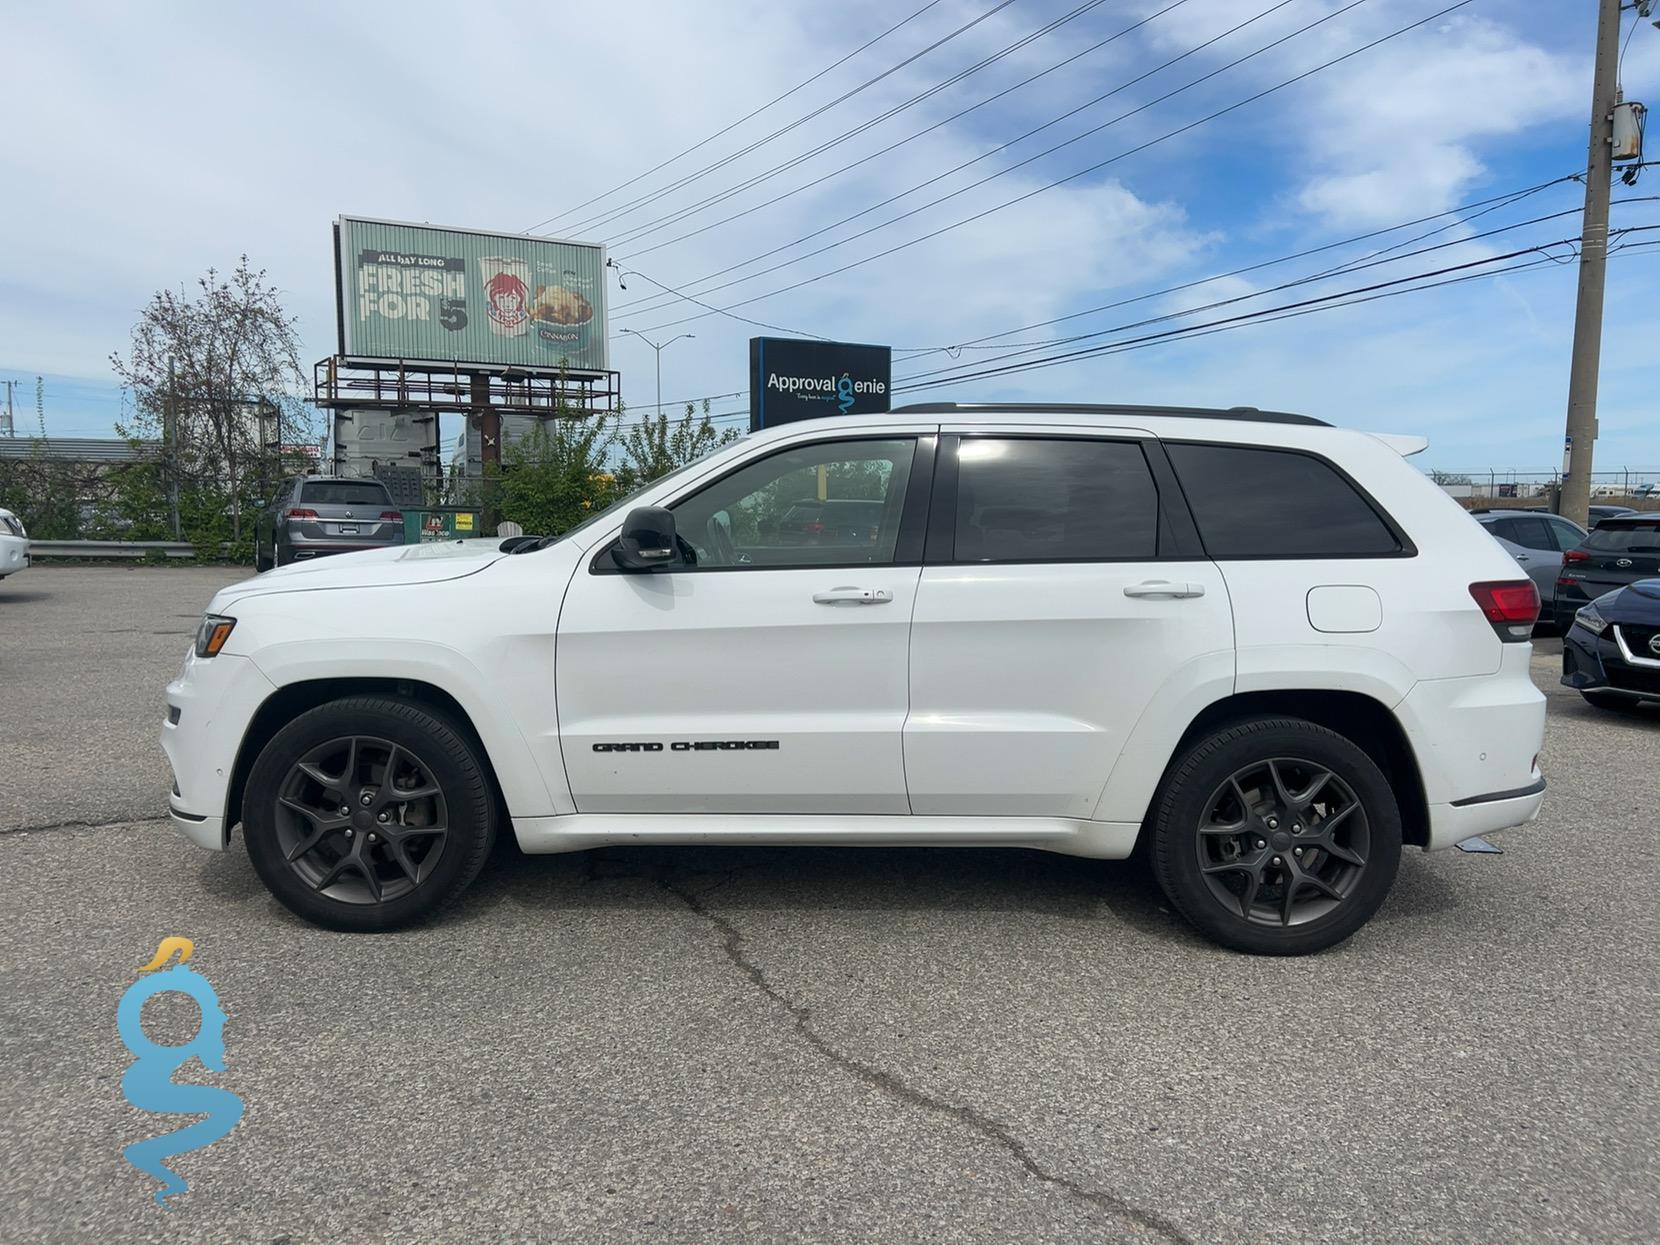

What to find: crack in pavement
left=653, top=871, right=1196, bottom=1245
left=1, top=813, right=167, bottom=837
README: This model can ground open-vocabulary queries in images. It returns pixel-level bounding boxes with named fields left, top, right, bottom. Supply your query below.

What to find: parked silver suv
left=254, top=476, right=404, bottom=570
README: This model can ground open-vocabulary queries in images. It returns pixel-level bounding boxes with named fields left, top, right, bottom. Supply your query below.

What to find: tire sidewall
left=1153, top=720, right=1403, bottom=956
left=243, top=698, right=494, bottom=931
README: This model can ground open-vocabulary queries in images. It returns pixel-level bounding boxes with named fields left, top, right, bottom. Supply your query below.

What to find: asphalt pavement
left=1, top=565, right=1656, bottom=1243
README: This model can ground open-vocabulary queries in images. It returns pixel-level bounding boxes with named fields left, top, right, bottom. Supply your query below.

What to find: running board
left=510, top=814, right=1142, bottom=860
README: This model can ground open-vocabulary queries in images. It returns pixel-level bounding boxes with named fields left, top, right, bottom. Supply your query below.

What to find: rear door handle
left=813, top=586, right=893, bottom=605
left=1123, top=580, right=1206, bottom=599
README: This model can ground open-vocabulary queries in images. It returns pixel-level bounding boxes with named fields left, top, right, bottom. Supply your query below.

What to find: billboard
left=336, top=217, right=608, bottom=373
left=748, top=337, right=891, bottom=430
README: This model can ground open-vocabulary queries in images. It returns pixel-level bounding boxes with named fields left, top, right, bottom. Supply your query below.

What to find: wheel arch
left=1136, top=690, right=1430, bottom=851
left=224, top=677, right=516, bottom=840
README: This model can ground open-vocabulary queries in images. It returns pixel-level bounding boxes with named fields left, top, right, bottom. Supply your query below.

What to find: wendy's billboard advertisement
left=335, top=217, right=608, bottom=373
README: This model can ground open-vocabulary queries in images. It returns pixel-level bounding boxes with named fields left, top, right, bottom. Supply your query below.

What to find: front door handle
left=1123, top=580, right=1206, bottom=599
left=813, top=586, right=894, bottom=605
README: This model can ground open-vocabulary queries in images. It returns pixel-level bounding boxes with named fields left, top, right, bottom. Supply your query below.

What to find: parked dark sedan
left=254, top=475, right=404, bottom=571
left=1561, top=578, right=1660, bottom=710
left=1552, top=516, right=1660, bottom=630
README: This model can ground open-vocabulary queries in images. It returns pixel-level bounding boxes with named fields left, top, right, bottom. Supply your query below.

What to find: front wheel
left=1150, top=718, right=1402, bottom=955
left=242, top=696, right=496, bottom=931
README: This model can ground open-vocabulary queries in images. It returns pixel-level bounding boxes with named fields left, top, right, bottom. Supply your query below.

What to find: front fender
left=244, top=637, right=566, bottom=819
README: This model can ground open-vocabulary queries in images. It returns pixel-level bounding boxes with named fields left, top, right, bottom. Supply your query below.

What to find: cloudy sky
left=3, top=0, right=1657, bottom=475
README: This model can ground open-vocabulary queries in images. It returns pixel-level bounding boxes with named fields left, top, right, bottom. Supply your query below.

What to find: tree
left=617, top=400, right=739, bottom=486
left=1427, top=469, right=1473, bottom=486
left=110, top=257, right=309, bottom=545
left=494, top=414, right=621, bottom=537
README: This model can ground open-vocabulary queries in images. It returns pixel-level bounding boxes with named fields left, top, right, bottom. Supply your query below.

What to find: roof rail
left=887, top=402, right=1329, bottom=427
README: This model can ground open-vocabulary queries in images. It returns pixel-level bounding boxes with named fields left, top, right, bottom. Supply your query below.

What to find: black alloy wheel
left=243, top=697, right=495, bottom=931
left=274, top=735, right=449, bottom=905
left=1194, top=757, right=1369, bottom=928
left=1151, top=718, right=1402, bottom=955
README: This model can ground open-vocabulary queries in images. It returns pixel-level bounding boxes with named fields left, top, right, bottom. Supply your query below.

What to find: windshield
left=1584, top=524, right=1660, bottom=554
left=526, top=439, right=742, bottom=550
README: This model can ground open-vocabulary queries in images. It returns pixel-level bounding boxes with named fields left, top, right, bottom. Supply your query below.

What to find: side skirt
left=510, top=814, right=1141, bottom=860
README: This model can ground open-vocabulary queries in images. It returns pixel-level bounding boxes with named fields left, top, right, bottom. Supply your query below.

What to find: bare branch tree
left=110, top=257, right=308, bottom=542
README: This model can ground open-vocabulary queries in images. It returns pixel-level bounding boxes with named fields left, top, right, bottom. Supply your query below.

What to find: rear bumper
left=1394, top=643, right=1546, bottom=850
left=283, top=540, right=401, bottom=560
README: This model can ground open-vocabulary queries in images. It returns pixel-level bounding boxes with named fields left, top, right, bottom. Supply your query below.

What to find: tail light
left=805, top=522, right=825, bottom=536
left=380, top=510, right=403, bottom=522
left=1562, top=549, right=1589, bottom=563
left=1469, top=579, right=1539, bottom=641
left=285, top=507, right=318, bottom=520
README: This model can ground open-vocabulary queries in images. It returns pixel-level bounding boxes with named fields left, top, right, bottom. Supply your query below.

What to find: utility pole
left=1559, top=0, right=1623, bottom=528
left=1, top=380, right=14, bottom=437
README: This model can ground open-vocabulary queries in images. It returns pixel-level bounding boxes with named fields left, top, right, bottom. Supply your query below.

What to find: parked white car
left=0, top=507, right=29, bottom=579
left=163, top=404, right=1546, bottom=954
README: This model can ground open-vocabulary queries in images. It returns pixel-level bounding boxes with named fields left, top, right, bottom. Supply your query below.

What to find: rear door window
left=1505, top=516, right=1555, bottom=552
left=950, top=437, right=1159, bottom=562
left=301, top=481, right=392, bottom=507
left=1165, top=443, right=1403, bottom=558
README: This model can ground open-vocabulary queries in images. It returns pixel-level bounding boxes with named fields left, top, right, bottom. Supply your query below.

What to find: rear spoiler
left=1367, top=432, right=1429, bottom=457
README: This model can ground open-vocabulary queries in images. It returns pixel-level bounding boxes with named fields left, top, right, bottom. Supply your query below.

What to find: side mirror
left=611, top=506, right=679, bottom=571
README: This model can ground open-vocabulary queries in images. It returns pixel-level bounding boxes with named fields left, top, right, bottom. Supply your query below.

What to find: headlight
left=195, top=614, right=237, bottom=657
left=1574, top=602, right=1608, bottom=636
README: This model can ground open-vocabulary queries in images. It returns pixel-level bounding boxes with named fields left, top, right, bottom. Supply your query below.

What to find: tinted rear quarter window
left=953, top=437, right=1159, bottom=562
left=302, top=481, right=392, bottom=506
left=1166, top=443, right=1402, bottom=558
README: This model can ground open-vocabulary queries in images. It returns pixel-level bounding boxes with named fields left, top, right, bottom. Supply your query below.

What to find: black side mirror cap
left=611, top=506, right=679, bottom=571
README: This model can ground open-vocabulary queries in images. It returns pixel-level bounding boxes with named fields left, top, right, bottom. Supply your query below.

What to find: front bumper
left=1562, top=619, right=1660, bottom=702
left=0, top=537, right=28, bottom=574
left=162, top=650, right=277, bottom=850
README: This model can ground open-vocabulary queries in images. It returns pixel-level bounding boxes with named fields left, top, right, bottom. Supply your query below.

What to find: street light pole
left=1559, top=0, right=1623, bottom=528
left=621, top=330, right=696, bottom=419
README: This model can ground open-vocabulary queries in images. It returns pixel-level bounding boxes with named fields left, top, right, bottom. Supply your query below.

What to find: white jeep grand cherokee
left=164, top=404, right=1546, bottom=954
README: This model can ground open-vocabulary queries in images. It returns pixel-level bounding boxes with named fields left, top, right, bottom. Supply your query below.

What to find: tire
left=1582, top=691, right=1641, bottom=712
left=254, top=538, right=272, bottom=573
left=242, top=696, right=496, bottom=931
left=1150, top=718, right=1403, bottom=956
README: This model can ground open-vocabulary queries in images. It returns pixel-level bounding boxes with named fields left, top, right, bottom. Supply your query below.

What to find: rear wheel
left=242, top=697, right=495, bottom=931
left=1150, top=718, right=1402, bottom=955
left=254, top=536, right=272, bottom=572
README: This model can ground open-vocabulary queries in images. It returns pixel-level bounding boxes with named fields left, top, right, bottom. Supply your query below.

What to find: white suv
left=163, top=404, right=1546, bottom=954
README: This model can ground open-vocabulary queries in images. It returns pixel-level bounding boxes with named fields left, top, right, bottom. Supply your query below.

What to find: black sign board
left=749, top=337, right=892, bottom=431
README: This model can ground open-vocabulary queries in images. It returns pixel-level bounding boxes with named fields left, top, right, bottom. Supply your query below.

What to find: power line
left=621, top=0, right=1465, bottom=335
left=524, top=0, right=947, bottom=234
left=892, top=197, right=1660, bottom=383
left=549, top=0, right=1023, bottom=238
left=601, top=0, right=1141, bottom=257
left=890, top=223, right=1660, bottom=392
left=613, top=0, right=1314, bottom=319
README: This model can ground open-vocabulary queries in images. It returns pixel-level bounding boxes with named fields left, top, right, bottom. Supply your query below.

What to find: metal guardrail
left=28, top=539, right=200, bottom=560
